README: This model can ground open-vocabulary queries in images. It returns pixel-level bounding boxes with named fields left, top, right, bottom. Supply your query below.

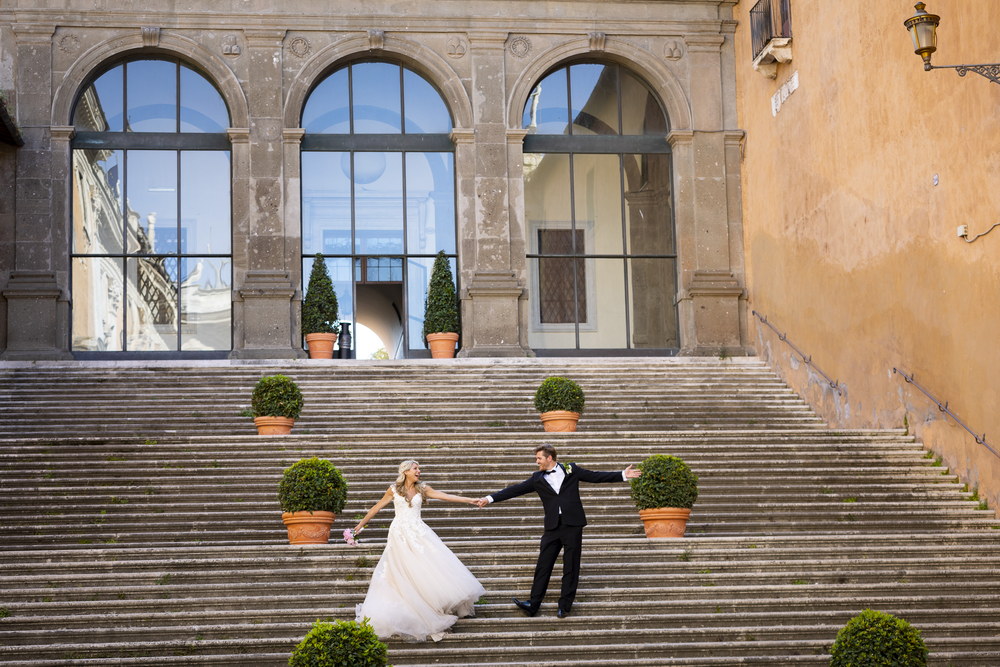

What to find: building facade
left=0, top=1, right=748, bottom=360
left=733, top=0, right=1000, bottom=510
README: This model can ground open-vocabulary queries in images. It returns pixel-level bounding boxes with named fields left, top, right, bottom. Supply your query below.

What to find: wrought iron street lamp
left=904, top=2, right=1000, bottom=85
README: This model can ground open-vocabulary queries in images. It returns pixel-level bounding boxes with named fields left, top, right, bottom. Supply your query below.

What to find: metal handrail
left=751, top=310, right=843, bottom=395
left=892, top=367, right=998, bottom=459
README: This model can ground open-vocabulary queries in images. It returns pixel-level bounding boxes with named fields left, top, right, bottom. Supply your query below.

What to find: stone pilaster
left=458, top=33, right=528, bottom=357
left=230, top=30, right=301, bottom=358
left=2, top=25, right=71, bottom=360
left=669, top=32, right=747, bottom=356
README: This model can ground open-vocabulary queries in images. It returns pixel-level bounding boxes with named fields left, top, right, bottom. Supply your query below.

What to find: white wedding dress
left=356, top=487, right=485, bottom=642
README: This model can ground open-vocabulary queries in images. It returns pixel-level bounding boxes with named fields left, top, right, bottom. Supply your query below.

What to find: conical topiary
left=422, top=250, right=460, bottom=341
left=302, top=253, right=340, bottom=335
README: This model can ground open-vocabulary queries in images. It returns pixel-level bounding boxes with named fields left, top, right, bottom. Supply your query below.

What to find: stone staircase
left=1, top=358, right=998, bottom=666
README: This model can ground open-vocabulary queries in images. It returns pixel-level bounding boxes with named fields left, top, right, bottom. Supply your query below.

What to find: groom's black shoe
left=512, top=598, right=538, bottom=617
left=557, top=608, right=571, bottom=618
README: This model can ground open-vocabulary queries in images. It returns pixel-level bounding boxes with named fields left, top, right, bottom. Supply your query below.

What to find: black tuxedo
left=488, top=463, right=624, bottom=613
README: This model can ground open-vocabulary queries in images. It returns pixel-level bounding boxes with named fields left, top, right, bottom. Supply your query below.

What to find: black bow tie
left=544, top=467, right=560, bottom=475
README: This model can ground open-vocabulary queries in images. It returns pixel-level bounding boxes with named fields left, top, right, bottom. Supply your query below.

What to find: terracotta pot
left=282, top=510, right=335, bottom=544
left=304, top=332, right=338, bottom=359
left=426, top=332, right=459, bottom=358
left=253, top=416, right=295, bottom=435
left=639, top=507, right=692, bottom=538
left=540, top=410, right=581, bottom=432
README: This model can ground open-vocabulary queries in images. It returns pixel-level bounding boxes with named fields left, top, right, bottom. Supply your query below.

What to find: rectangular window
left=537, top=229, right=586, bottom=324
left=750, top=0, right=792, bottom=60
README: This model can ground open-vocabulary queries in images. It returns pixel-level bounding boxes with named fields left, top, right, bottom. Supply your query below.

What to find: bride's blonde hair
left=394, top=459, right=427, bottom=503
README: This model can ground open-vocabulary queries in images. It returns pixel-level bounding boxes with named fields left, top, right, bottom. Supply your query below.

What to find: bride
left=352, top=459, right=485, bottom=642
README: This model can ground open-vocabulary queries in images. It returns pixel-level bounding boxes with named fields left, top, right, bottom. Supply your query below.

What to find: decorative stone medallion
left=508, top=35, right=531, bottom=59
left=288, top=36, right=311, bottom=58
left=447, top=35, right=467, bottom=59
left=664, top=40, right=685, bottom=61
left=58, top=33, right=80, bottom=53
left=222, top=35, right=242, bottom=56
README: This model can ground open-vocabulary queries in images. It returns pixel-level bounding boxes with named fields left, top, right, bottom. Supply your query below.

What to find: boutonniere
left=564, top=463, right=573, bottom=475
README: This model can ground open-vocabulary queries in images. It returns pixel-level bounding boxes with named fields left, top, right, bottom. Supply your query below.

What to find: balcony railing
left=750, top=0, right=792, bottom=61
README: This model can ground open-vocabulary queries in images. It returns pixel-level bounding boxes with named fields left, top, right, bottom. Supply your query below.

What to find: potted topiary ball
left=630, top=454, right=698, bottom=537
left=302, top=253, right=341, bottom=359
left=422, top=250, right=460, bottom=358
left=533, top=376, right=585, bottom=432
left=250, top=374, right=304, bottom=435
left=830, top=609, right=928, bottom=666
left=289, top=618, right=388, bottom=667
left=278, top=457, right=348, bottom=545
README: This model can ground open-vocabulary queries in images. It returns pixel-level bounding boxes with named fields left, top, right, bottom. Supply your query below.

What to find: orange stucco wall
left=734, top=1, right=1000, bottom=511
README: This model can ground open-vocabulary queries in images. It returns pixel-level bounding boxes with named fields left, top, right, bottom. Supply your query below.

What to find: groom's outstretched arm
left=477, top=478, right=535, bottom=506
left=575, top=464, right=642, bottom=484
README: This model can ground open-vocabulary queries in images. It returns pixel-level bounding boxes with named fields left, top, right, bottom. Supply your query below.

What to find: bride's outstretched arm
left=353, top=488, right=394, bottom=533
left=424, top=485, right=477, bottom=505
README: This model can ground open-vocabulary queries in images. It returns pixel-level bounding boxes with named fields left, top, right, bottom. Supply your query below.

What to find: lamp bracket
left=930, top=62, right=1000, bottom=85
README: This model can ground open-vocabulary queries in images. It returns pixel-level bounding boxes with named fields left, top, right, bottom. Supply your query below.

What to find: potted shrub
left=422, top=250, right=460, bottom=358
left=630, top=454, right=698, bottom=537
left=830, top=609, right=928, bottom=666
left=533, top=376, right=585, bottom=432
left=302, top=253, right=341, bottom=359
left=289, top=618, right=388, bottom=666
left=278, top=457, right=348, bottom=545
left=250, top=374, right=303, bottom=435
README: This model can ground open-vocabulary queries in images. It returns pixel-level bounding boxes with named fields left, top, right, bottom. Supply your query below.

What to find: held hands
left=473, top=497, right=489, bottom=508
left=624, top=464, right=642, bottom=479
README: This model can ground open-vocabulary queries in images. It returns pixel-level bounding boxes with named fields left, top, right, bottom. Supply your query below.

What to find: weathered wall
left=734, top=1, right=1000, bottom=511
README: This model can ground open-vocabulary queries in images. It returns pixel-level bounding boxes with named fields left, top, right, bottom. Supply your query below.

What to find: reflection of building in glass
left=70, top=59, right=232, bottom=352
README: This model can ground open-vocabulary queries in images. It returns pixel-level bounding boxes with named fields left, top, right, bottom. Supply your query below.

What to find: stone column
left=230, top=29, right=301, bottom=359
left=2, top=24, right=72, bottom=360
left=458, top=32, right=528, bottom=357
left=672, top=33, right=746, bottom=356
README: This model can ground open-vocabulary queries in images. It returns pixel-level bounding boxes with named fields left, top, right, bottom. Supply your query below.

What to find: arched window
left=70, top=58, right=232, bottom=354
left=301, top=61, right=455, bottom=359
left=522, top=62, right=677, bottom=352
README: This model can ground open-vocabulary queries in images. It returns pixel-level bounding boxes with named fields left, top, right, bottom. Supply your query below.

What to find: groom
left=475, top=443, right=641, bottom=618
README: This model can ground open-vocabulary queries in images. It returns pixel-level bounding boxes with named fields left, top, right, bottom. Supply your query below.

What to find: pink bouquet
left=343, top=527, right=364, bottom=546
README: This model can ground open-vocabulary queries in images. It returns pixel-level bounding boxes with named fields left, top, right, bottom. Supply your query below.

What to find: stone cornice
left=243, top=29, right=286, bottom=47
left=12, top=23, right=55, bottom=42
left=685, top=33, right=726, bottom=52
left=450, top=128, right=475, bottom=144
left=281, top=128, right=305, bottom=144
left=505, top=129, right=530, bottom=144
left=667, top=130, right=694, bottom=148
left=228, top=127, right=251, bottom=143
left=49, top=126, right=75, bottom=142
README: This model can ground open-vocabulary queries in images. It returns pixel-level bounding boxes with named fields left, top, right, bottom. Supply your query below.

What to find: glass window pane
left=524, top=154, right=571, bottom=251
left=527, top=256, right=576, bottom=350
left=621, top=70, right=668, bottom=135
left=126, top=60, right=177, bottom=132
left=355, top=152, right=403, bottom=254
left=305, top=255, right=353, bottom=322
left=537, top=233, right=585, bottom=324
left=302, top=68, right=350, bottom=133
left=180, top=66, right=229, bottom=132
left=407, top=255, right=455, bottom=350
left=73, top=148, right=124, bottom=254
left=574, top=154, right=623, bottom=254
left=302, top=152, right=352, bottom=255
left=125, top=151, right=177, bottom=254
left=181, top=151, right=231, bottom=254
left=403, top=69, right=451, bottom=133
left=72, top=257, right=124, bottom=351
left=570, top=64, right=619, bottom=136
left=406, top=152, right=455, bottom=255
left=180, top=257, right=231, bottom=350
left=578, top=258, right=627, bottom=349
left=75, top=66, right=123, bottom=132
left=523, top=69, right=569, bottom=135
left=629, top=257, right=678, bottom=348
left=623, top=154, right=674, bottom=254
left=353, top=62, right=401, bottom=133
left=126, top=256, right=178, bottom=350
